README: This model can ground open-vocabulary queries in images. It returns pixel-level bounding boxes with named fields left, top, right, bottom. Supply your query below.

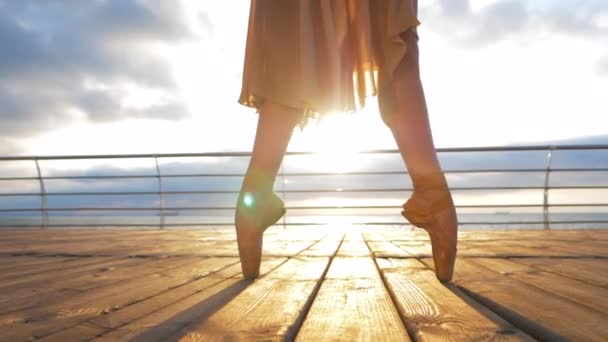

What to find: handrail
left=1, top=144, right=608, bottom=161
left=3, top=168, right=608, bottom=182
left=3, top=185, right=608, bottom=197
left=1, top=144, right=607, bottom=229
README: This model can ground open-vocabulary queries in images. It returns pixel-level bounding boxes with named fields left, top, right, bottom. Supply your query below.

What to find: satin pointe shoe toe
left=235, top=191, right=285, bottom=279
left=401, top=172, right=458, bottom=282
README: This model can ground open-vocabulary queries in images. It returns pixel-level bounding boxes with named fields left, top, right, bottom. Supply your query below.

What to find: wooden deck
left=0, top=227, right=606, bottom=341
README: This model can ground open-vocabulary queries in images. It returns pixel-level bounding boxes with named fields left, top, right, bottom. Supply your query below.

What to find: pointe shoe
left=235, top=190, right=285, bottom=279
left=401, top=172, right=458, bottom=282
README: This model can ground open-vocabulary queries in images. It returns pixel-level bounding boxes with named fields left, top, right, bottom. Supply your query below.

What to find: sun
left=289, top=113, right=374, bottom=172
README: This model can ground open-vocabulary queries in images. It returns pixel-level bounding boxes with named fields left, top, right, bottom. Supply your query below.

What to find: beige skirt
left=238, top=0, right=420, bottom=126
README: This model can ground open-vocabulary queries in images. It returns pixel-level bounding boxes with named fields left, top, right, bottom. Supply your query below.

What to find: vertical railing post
left=280, top=164, right=287, bottom=229
left=34, top=159, right=48, bottom=229
left=543, top=147, right=554, bottom=230
left=155, top=156, right=165, bottom=230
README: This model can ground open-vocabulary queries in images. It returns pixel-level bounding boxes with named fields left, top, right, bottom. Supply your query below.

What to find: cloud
left=198, top=11, right=214, bottom=35
left=0, top=138, right=22, bottom=155
left=423, top=0, right=608, bottom=46
left=0, top=0, right=197, bottom=140
left=598, top=56, right=608, bottom=76
left=438, top=0, right=471, bottom=16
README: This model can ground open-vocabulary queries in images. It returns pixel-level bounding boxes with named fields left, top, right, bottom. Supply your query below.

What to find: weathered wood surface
left=377, top=258, right=532, bottom=341
left=297, top=234, right=409, bottom=341
left=0, top=227, right=606, bottom=341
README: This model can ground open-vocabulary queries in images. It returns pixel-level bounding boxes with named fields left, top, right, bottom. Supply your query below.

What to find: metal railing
left=1, top=144, right=607, bottom=229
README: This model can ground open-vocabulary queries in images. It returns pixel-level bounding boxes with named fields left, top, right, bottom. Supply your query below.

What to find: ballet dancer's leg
left=236, top=101, right=301, bottom=279
left=380, top=29, right=458, bottom=282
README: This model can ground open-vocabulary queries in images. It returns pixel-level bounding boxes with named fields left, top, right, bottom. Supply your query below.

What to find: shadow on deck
left=0, top=227, right=606, bottom=341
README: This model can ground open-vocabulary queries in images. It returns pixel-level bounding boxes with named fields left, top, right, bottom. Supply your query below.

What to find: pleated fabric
left=238, top=0, right=420, bottom=126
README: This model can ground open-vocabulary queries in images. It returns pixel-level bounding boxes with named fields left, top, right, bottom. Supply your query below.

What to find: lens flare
left=243, top=192, right=254, bottom=208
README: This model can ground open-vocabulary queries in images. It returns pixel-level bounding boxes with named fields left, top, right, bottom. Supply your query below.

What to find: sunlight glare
left=301, top=114, right=369, bottom=172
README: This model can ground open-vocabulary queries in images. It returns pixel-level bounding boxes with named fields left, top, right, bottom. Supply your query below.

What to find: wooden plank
left=393, top=240, right=432, bottom=257
left=476, top=240, right=582, bottom=257
left=362, top=227, right=413, bottom=258
left=62, top=239, right=200, bottom=257
left=324, top=256, right=378, bottom=279
left=0, top=230, right=222, bottom=257
left=262, top=241, right=322, bottom=257
left=0, top=257, right=238, bottom=341
left=542, top=240, right=608, bottom=257
left=263, top=226, right=326, bottom=242
left=0, top=230, right=169, bottom=254
left=131, top=241, right=240, bottom=257
left=0, top=256, right=192, bottom=313
left=39, top=258, right=288, bottom=342
left=0, top=255, right=77, bottom=272
left=456, top=240, right=518, bottom=257
left=93, top=276, right=246, bottom=342
left=0, top=230, right=144, bottom=244
left=428, top=258, right=608, bottom=341
left=1, top=255, right=196, bottom=318
left=376, top=258, right=531, bottom=341
left=512, top=257, right=608, bottom=287
left=366, top=241, right=414, bottom=258
left=298, top=240, right=343, bottom=256
left=0, top=256, right=127, bottom=291
left=0, top=228, right=605, bottom=340
left=473, top=258, right=608, bottom=313
left=298, top=233, right=343, bottom=257
left=98, top=257, right=330, bottom=341
left=441, top=240, right=569, bottom=258
left=336, top=232, right=369, bottom=257
left=447, top=241, right=494, bottom=257
left=412, top=236, right=606, bottom=258
left=0, top=256, right=79, bottom=279
left=296, top=257, right=409, bottom=341
left=0, top=257, right=149, bottom=312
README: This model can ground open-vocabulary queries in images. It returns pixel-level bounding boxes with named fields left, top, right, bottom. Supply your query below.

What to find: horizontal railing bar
left=2, top=203, right=608, bottom=212
left=354, top=221, right=608, bottom=225
left=355, top=220, right=608, bottom=225
left=1, top=145, right=606, bottom=229
left=1, top=144, right=608, bottom=161
left=2, top=168, right=608, bottom=182
left=2, top=220, right=608, bottom=228
left=2, top=185, right=608, bottom=197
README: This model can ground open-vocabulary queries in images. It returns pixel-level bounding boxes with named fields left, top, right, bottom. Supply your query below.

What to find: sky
left=1, top=0, right=607, bottom=157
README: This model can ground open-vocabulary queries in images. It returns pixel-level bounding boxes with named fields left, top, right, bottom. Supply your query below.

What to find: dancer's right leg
left=380, top=30, right=458, bottom=282
left=236, top=101, right=301, bottom=279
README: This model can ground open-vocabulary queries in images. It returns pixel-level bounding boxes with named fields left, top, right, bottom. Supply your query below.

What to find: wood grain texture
left=0, top=256, right=130, bottom=294
left=1, top=257, right=236, bottom=341
left=297, top=257, right=409, bottom=341
left=0, top=228, right=606, bottom=341
left=513, top=257, right=608, bottom=287
left=0, top=256, right=156, bottom=313
left=377, top=258, right=531, bottom=341
left=441, top=258, right=608, bottom=341
left=473, top=258, right=608, bottom=313
left=160, top=257, right=331, bottom=341
left=42, top=258, right=287, bottom=342
left=366, top=240, right=414, bottom=258
left=0, top=256, right=78, bottom=274
left=298, top=233, right=343, bottom=256
left=94, top=276, right=246, bottom=342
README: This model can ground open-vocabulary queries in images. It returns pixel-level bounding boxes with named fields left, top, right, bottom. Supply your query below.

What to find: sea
left=2, top=212, right=607, bottom=230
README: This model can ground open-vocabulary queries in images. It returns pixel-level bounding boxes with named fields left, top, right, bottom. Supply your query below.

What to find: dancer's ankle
left=241, top=167, right=275, bottom=195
